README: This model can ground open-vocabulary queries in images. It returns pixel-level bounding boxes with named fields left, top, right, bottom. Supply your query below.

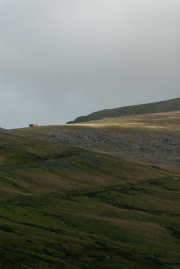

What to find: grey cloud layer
left=0, top=0, right=180, bottom=128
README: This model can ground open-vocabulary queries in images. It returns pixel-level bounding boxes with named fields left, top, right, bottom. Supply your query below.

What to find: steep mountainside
left=67, top=97, right=180, bottom=124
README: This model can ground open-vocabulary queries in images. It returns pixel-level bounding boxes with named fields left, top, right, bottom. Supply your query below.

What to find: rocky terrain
left=7, top=126, right=180, bottom=168
left=5, top=107, right=180, bottom=169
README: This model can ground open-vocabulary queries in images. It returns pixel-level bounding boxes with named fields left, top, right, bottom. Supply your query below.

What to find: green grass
left=67, top=97, right=180, bottom=124
left=0, top=132, right=180, bottom=268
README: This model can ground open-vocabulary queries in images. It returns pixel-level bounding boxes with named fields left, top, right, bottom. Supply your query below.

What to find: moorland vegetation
left=67, top=97, right=180, bottom=124
left=1, top=99, right=180, bottom=269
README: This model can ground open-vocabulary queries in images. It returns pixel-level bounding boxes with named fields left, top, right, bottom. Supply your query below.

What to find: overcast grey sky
left=0, top=0, right=180, bottom=129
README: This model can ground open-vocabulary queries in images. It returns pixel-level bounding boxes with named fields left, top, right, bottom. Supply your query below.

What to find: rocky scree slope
left=8, top=126, right=180, bottom=168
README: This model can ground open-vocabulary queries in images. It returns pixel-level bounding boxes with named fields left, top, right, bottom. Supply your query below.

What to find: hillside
left=11, top=110, right=180, bottom=168
left=67, top=97, right=180, bottom=124
left=0, top=130, right=180, bottom=269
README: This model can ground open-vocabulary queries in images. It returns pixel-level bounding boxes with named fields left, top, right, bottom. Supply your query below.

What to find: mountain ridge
left=67, top=97, right=180, bottom=124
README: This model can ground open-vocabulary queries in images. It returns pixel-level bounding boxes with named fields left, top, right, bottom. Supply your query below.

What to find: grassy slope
left=67, top=97, right=180, bottom=124
left=13, top=110, right=180, bottom=168
left=12, top=110, right=180, bottom=136
left=74, top=110, right=180, bottom=132
left=0, top=131, right=180, bottom=269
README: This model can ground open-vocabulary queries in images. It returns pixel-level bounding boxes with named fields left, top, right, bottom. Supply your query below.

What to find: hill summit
left=67, top=97, right=180, bottom=124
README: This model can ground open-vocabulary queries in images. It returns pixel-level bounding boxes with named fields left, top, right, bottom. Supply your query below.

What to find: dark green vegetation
left=0, top=131, right=180, bottom=268
left=67, top=97, right=180, bottom=124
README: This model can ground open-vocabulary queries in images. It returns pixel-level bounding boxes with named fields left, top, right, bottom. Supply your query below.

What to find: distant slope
left=12, top=110, right=180, bottom=168
left=67, top=97, right=180, bottom=124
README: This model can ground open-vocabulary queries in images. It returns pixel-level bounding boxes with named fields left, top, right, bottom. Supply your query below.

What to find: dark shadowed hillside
left=0, top=130, right=180, bottom=269
left=67, top=97, right=180, bottom=124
